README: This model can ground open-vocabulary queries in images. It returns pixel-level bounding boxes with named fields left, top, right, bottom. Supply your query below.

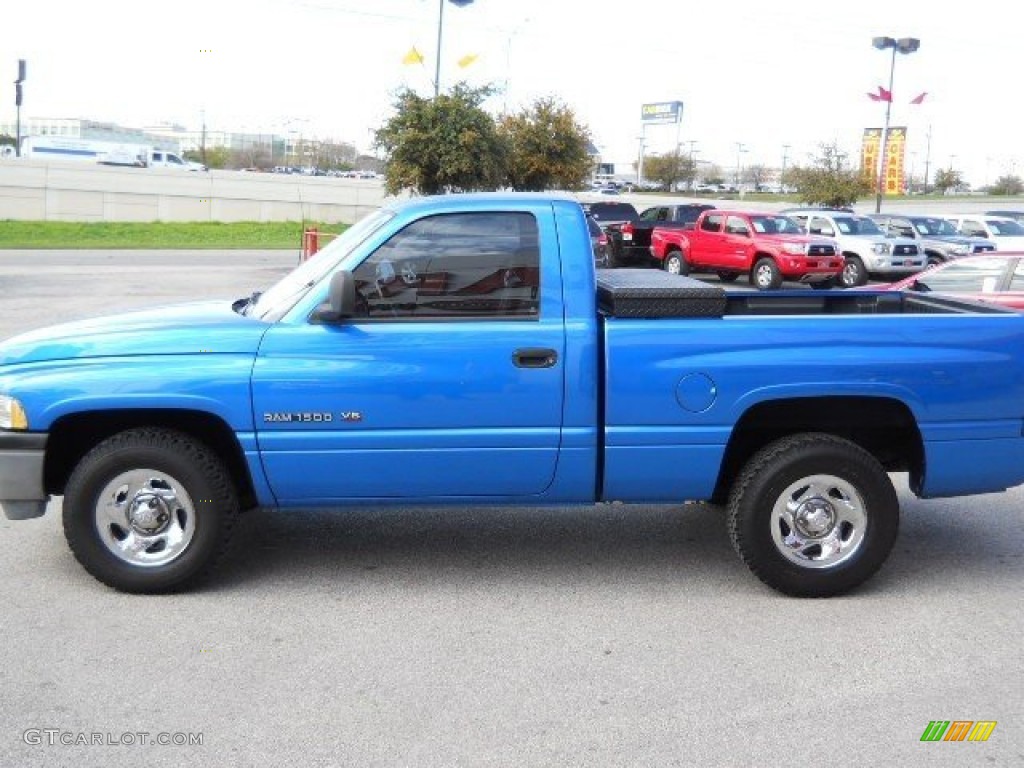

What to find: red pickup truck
left=651, top=210, right=844, bottom=290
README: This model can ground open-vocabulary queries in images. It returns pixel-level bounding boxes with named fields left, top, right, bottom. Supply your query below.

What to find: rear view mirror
left=310, top=271, right=357, bottom=322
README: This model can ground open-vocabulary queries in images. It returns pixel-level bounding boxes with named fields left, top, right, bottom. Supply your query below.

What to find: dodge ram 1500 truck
left=2, top=193, right=1024, bottom=598
left=650, top=210, right=843, bottom=289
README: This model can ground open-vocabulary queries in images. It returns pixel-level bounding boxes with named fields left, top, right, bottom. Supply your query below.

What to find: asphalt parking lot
left=0, top=250, right=1021, bottom=767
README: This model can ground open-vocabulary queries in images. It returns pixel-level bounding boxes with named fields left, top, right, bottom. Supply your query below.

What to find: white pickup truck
left=785, top=209, right=926, bottom=288
left=944, top=213, right=1024, bottom=250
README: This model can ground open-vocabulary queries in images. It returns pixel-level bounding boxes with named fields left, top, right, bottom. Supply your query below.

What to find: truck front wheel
left=663, top=250, right=688, bottom=275
left=62, top=428, right=239, bottom=593
left=726, top=433, right=899, bottom=597
left=839, top=256, right=867, bottom=288
left=751, top=258, right=782, bottom=290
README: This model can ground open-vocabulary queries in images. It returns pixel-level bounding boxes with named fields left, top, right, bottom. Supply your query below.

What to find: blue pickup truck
left=3, top=193, right=1024, bottom=597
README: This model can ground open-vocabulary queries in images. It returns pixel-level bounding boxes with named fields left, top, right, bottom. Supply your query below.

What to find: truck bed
left=596, top=269, right=1013, bottom=318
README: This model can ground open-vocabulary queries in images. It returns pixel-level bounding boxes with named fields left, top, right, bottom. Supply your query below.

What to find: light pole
left=14, top=59, right=26, bottom=157
left=872, top=36, right=920, bottom=212
left=434, top=0, right=474, bottom=98
left=780, top=143, right=791, bottom=193
left=734, top=142, right=747, bottom=188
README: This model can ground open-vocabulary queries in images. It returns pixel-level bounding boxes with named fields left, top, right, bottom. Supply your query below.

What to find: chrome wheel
left=664, top=253, right=683, bottom=274
left=840, top=257, right=866, bottom=288
left=770, top=474, right=866, bottom=569
left=95, top=469, right=196, bottom=568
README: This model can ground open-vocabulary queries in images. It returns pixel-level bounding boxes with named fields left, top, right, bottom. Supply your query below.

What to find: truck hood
left=0, top=301, right=270, bottom=367
left=922, top=235, right=991, bottom=247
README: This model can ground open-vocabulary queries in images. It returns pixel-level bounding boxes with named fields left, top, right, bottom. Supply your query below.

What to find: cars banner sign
left=641, top=102, right=683, bottom=124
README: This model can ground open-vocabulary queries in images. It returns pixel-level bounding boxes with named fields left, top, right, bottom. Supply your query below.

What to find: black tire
left=607, top=243, right=622, bottom=269
left=717, top=271, right=739, bottom=283
left=838, top=256, right=868, bottom=288
left=726, top=433, right=899, bottom=597
left=63, top=428, right=239, bottom=593
left=926, top=254, right=944, bottom=267
left=663, top=250, right=688, bottom=276
left=751, top=258, right=782, bottom=290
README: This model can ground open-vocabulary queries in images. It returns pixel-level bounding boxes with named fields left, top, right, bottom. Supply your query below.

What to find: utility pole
left=922, top=125, right=932, bottom=194
left=14, top=59, right=26, bottom=157
left=780, top=143, right=791, bottom=192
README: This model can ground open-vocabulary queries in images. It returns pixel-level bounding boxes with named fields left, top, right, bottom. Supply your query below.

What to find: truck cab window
left=351, top=212, right=541, bottom=320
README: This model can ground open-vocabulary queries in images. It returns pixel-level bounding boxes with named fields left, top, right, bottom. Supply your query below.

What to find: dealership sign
left=641, top=101, right=684, bottom=124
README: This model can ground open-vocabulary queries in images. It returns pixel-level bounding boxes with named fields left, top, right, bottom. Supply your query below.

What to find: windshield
left=987, top=219, right=1024, bottom=236
left=912, top=218, right=959, bottom=236
left=246, top=208, right=394, bottom=320
left=587, top=202, right=639, bottom=223
left=749, top=215, right=804, bottom=235
left=834, top=216, right=883, bottom=236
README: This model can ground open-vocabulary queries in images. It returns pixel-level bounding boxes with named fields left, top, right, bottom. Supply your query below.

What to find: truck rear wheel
left=62, top=428, right=239, bottom=593
left=663, top=250, right=688, bottom=276
left=751, top=258, right=782, bottom=290
left=726, top=433, right=899, bottom=597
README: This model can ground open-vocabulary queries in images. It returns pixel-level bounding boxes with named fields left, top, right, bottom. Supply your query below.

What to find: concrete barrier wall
left=0, top=159, right=389, bottom=224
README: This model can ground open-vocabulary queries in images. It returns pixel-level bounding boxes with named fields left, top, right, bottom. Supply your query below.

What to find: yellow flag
left=402, top=46, right=424, bottom=66
left=457, top=53, right=478, bottom=69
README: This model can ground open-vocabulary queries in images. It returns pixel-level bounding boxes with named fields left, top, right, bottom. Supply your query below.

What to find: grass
left=0, top=220, right=349, bottom=249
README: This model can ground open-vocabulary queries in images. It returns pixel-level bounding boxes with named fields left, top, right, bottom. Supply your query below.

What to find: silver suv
left=868, top=214, right=995, bottom=266
left=784, top=209, right=924, bottom=288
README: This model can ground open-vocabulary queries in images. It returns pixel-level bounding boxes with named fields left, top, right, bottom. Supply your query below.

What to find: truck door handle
left=513, top=348, right=558, bottom=368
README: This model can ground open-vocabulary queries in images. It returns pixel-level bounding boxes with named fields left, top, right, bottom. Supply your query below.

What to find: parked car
left=782, top=209, right=925, bottom=287
left=875, top=252, right=1024, bottom=309
left=588, top=215, right=610, bottom=269
left=868, top=214, right=996, bottom=265
left=607, top=203, right=716, bottom=267
left=943, top=214, right=1024, bottom=249
left=985, top=210, right=1024, bottom=224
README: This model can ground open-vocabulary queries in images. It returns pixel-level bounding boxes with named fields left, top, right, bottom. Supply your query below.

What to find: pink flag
left=910, top=91, right=928, bottom=104
left=867, top=92, right=881, bottom=101
left=877, top=86, right=892, bottom=102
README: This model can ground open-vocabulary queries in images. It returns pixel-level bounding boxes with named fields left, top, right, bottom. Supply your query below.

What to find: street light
left=434, top=0, right=474, bottom=98
left=735, top=142, right=747, bottom=187
left=872, top=35, right=920, bottom=212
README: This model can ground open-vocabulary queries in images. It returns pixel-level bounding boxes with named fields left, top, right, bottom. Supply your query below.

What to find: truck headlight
left=782, top=242, right=806, bottom=255
left=872, top=242, right=892, bottom=254
left=0, top=395, right=28, bottom=430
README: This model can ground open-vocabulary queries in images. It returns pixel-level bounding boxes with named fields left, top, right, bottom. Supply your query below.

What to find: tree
left=498, top=97, right=592, bottom=191
left=742, top=163, right=769, bottom=191
left=703, top=165, right=726, bottom=186
left=789, top=142, right=872, bottom=208
left=643, top=151, right=697, bottom=191
left=373, top=83, right=506, bottom=195
left=988, top=174, right=1024, bottom=196
left=184, top=146, right=231, bottom=169
left=932, top=168, right=962, bottom=195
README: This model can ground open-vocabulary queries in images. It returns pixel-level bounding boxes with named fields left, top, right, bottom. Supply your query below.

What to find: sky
left=1, top=0, right=1021, bottom=187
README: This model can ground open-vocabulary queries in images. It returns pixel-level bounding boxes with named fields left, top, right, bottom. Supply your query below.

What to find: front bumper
left=867, top=257, right=927, bottom=274
left=0, top=432, right=49, bottom=520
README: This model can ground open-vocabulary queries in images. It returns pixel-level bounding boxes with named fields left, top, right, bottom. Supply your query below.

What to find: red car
left=877, top=252, right=1024, bottom=309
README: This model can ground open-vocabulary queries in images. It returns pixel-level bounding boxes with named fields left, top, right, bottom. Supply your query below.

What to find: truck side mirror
left=311, top=270, right=357, bottom=322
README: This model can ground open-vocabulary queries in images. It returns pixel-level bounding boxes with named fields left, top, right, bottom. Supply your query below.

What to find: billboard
left=641, top=101, right=683, bottom=124
left=861, top=127, right=907, bottom=195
